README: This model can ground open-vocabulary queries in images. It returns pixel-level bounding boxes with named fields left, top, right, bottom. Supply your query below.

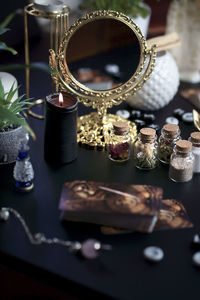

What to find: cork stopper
left=163, top=124, right=179, bottom=136
left=190, top=132, right=200, bottom=147
left=176, top=140, right=192, bottom=153
left=113, top=121, right=129, bottom=135
left=140, top=128, right=156, bottom=143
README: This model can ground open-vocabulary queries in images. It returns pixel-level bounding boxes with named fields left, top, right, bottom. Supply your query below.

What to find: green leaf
left=0, top=106, right=26, bottom=127
left=82, top=0, right=149, bottom=17
left=0, top=28, right=10, bottom=35
left=0, top=80, right=5, bottom=99
left=5, top=82, right=19, bottom=103
left=0, top=62, right=50, bottom=72
left=0, top=41, right=17, bottom=55
left=9, top=98, right=32, bottom=113
left=0, top=11, right=16, bottom=31
left=0, top=98, right=5, bottom=106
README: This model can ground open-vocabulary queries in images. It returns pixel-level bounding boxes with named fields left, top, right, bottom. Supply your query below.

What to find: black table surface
left=1, top=81, right=200, bottom=300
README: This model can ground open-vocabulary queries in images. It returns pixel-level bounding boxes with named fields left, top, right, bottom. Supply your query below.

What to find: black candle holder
left=44, top=92, right=78, bottom=164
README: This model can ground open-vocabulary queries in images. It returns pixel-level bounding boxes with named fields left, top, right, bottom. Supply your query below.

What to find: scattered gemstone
left=80, top=239, right=100, bottom=259
left=165, top=117, right=179, bottom=125
left=182, top=112, right=193, bottom=123
left=0, top=208, right=10, bottom=221
left=143, top=246, right=164, bottom=262
left=192, top=234, right=200, bottom=250
left=173, top=108, right=185, bottom=120
left=193, top=252, right=200, bottom=267
left=130, top=110, right=142, bottom=120
left=116, top=109, right=130, bottom=119
left=143, top=114, right=156, bottom=124
left=133, top=119, right=146, bottom=129
left=148, top=124, right=160, bottom=131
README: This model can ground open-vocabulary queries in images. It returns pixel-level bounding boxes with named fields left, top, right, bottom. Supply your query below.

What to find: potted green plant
left=0, top=12, right=35, bottom=164
left=80, top=0, right=151, bottom=37
left=0, top=80, right=34, bottom=164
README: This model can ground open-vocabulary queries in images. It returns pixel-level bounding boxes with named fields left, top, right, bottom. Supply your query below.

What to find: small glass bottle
left=169, top=140, right=194, bottom=182
left=13, top=143, right=34, bottom=191
left=158, top=124, right=181, bottom=164
left=134, top=128, right=158, bottom=170
left=108, top=121, right=131, bottom=162
left=189, top=132, right=200, bottom=173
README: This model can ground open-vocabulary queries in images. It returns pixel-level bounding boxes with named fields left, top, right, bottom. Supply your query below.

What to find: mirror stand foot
left=77, top=112, right=137, bottom=150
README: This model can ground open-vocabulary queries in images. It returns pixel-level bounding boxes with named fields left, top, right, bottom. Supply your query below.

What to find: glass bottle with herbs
left=158, top=124, right=181, bottom=164
left=189, top=132, right=200, bottom=173
left=169, top=140, right=194, bottom=182
left=134, top=128, right=158, bottom=170
left=108, top=121, right=131, bottom=162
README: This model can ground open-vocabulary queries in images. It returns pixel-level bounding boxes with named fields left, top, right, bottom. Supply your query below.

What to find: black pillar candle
left=44, top=92, right=78, bottom=164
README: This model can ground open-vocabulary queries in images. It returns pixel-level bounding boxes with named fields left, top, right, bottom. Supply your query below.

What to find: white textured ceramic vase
left=126, top=51, right=179, bottom=111
left=166, top=0, right=200, bottom=83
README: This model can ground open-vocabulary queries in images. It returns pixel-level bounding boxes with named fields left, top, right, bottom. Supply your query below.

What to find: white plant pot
left=126, top=51, right=180, bottom=111
left=131, top=4, right=151, bottom=38
left=166, top=0, right=200, bottom=83
left=0, top=72, right=18, bottom=103
left=0, top=126, right=27, bottom=164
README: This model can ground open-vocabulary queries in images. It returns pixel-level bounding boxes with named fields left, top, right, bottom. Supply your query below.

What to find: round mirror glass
left=65, top=18, right=141, bottom=91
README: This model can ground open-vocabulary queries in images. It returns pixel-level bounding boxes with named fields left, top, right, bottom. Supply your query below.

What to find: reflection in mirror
left=65, top=18, right=141, bottom=91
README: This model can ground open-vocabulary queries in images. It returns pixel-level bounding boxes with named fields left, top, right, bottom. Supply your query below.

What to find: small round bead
left=131, top=110, right=142, bottom=120
left=173, top=108, right=185, bottom=120
left=0, top=208, right=10, bottom=221
left=182, top=112, right=193, bottom=123
left=134, top=119, right=146, bottom=129
left=165, top=117, right=179, bottom=125
left=116, top=109, right=130, bottom=119
left=193, top=252, right=200, bottom=267
left=143, top=114, right=156, bottom=124
left=148, top=124, right=160, bottom=132
left=81, top=239, right=100, bottom=259
left=143, top=246, right=164, bottom=262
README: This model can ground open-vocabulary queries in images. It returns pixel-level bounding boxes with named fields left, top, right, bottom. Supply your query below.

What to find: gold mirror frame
left=49, top=10, right=156, bottom=148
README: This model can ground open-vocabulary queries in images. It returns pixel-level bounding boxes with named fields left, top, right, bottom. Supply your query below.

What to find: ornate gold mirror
left=50, top=10, right=156, bottom=148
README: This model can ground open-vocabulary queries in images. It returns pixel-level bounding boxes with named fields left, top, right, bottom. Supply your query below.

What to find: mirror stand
left=49, top=11, right=156, bottom=149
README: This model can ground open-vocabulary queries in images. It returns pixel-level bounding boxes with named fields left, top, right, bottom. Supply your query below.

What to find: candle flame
left=59, top=93, right=63, bottom=106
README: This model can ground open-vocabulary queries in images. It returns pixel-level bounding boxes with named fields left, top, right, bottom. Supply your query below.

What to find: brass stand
left=27, top=99, right=45, bottom=119
left=24, top=3, right=69, bottom=119
left=77, top=113, right=137, bottom=149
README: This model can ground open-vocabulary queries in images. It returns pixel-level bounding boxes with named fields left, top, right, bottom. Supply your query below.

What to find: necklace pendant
left=0, top=208, right=10, bottom=221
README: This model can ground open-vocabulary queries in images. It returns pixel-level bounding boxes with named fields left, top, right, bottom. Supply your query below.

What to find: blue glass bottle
left=13, top=143, right=34, bottom=191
